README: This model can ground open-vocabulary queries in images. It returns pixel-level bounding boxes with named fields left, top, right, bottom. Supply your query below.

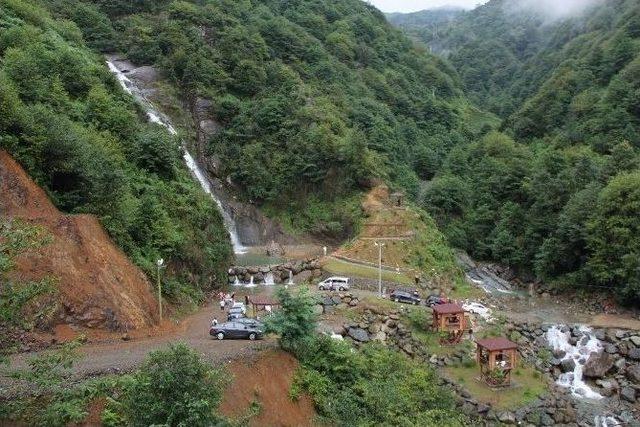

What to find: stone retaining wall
left=228, top=258, right=322, bottom=284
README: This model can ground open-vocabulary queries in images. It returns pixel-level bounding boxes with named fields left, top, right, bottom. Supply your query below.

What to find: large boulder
left=560, top=358, right=576, bottom=373
left=620, top=386, right=637, bottom=403
left=498, top=412, right=516, bottom=424
left=348, top=327, right=370, bottom=342
left=266, top=241, right=285, bottom=257
left=628, top=348, right=640, bottom=360
left=583, top=351, right=615, bottom=379
left=627, top=364, right=640, bottom=384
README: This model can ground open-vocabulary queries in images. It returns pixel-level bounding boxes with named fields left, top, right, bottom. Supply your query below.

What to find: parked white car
left=232, top=302, right=246, bottom=314
left=317, top=277, right=350, bottom=291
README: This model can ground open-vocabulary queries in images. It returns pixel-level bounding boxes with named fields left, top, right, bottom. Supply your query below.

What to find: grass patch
left=322, top=258, right=413, bottom=285
left=444, top=364, right=547, bottom=411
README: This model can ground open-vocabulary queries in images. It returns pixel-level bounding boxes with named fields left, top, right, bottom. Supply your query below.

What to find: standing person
left=219, top=298, right=225, bottom=311
left=212, top=318, right=218, bottom=326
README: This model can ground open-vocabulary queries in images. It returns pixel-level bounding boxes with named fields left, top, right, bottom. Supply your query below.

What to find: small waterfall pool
left=105, top=58, right=246, bottom=255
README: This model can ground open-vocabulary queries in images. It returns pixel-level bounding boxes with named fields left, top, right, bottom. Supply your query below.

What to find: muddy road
left=0, top=305, right=275, bottom=399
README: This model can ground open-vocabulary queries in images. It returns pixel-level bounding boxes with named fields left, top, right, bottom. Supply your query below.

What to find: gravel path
left=0, top=305, right=276, bottom=399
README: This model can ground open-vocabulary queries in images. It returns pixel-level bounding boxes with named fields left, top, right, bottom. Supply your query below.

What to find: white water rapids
left=546, top=325, right=604, bottom=399
left=106, top=59, right=246, bottom=254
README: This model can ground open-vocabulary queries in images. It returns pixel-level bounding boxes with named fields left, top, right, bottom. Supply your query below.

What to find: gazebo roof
left=476, top=337, right=518, bottom=351
left=247, top=296, right=280, bottom=306
left=433, top=303, right=465, bottom=315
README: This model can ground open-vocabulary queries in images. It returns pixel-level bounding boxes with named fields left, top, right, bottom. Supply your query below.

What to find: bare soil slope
left=0, top=150, right=158, bottom=330
left=221, top=350, right=316, bottom=426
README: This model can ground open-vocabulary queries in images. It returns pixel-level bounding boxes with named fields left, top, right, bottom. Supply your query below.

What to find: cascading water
left=546, top=325, right=603, bottom=399
left=287, top=270, right=294, bottom=285
left=105, top=58, right=246, bottom=254
left=264, top=272, right=275, bottom=286
left=233, top=275, right=240, bottom=286
left=247, top=275, right=255, bottom=288
left=594, top=415, right=621, bottom=427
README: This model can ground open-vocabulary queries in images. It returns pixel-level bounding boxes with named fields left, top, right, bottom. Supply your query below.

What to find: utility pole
left=375, top=241, right=385, bottom=298
left=156, top=258, right=164, bottom=323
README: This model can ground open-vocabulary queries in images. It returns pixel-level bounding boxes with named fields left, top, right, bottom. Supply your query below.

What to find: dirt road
left=0, top=305, right=275, bottom=399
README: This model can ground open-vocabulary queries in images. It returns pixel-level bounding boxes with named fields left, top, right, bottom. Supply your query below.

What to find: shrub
left=116, top=343, right=226, bottom=427
left=265, top=286, right=317, bottom=350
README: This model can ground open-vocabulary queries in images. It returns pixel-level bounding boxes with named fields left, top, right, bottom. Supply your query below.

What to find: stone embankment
left=228, top=259, right=322, bottom=284
left=314, top=292, right=360, bottom=315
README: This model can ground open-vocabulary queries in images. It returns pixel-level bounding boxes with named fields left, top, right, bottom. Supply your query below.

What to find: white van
left=318, top=277, right=350, bottom=291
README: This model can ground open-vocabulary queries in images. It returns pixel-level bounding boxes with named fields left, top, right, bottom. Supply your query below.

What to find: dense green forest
left=3, top=0, right=639, bottom=303
left=396, top=0, right=640, bottom=302
left=45, top=0, right=495, bottom=236
left=0, top=0, right=232, bottom=301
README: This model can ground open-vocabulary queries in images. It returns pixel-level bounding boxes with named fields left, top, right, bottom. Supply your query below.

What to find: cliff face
left=0, top=150, right=158, bottom=331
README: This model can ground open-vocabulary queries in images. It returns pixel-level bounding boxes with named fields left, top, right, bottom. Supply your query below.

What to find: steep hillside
left=386, top=7, right=465, bottom=50
left=1, top=150, right=158, bottom=330
left=395, top=0, right=640, bottom=303
left=48, top=0, right=493, bottom=238
left=0, top=0, right=232, bottom=302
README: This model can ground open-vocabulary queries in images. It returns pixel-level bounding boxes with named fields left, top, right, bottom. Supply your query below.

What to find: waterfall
left=264, top=272, right=275, bottom=286
left=593, top=415, right=622, bottom=427
left=233, top=275, right=240, bottom=286
left=595, top=416, right=621, bottom=427
left=105, top=58, right=246, bottom=254
left=546, top=325, right=603, bottom=399
left=182, top=152, right=246, bottom=253
left=245, top=275, right=255, bottom=288
left=287, top=270, right=294, bottom=285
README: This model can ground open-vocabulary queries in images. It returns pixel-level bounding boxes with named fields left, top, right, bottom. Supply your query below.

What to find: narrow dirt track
left=0, top=306, right=276, bottom=399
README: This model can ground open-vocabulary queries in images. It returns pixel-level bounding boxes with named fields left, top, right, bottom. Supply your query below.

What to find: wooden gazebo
left=246, top=295, right=280, bottom=318
left=432, top=303, right=467, bottom=344
left=476, top=337, right=518, bottom=387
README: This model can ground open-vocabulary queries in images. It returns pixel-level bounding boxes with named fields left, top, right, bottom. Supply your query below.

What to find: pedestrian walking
left=212, top=318, right=218, bottom=326
left=219, top=298, right=225, bottom=311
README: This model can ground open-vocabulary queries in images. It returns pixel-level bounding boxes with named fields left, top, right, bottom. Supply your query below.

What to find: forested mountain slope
left=395, top=0, right=640, bottom=302
left=0, top=0, right=232, bottom=301
left=386, top=7, right=465, bottom=52
left=47, top=0, right=493, bottom=236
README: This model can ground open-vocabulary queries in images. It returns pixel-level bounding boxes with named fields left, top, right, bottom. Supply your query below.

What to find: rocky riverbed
left=317, top=297, right=640, bottom=426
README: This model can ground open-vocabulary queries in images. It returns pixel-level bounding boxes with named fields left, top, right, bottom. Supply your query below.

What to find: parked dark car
left=425, top=295, right=446, bottom=308
left=210, top=319, right=264, bottom=340
left=390, top=290, right=421, bottom=305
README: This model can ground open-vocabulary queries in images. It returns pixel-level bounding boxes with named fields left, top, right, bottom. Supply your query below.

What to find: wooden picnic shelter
left=432, top=303, right=466, bottom=344
left=475, top=337, right=518, bottom=387
left=247, top=295, right=280, bottom=317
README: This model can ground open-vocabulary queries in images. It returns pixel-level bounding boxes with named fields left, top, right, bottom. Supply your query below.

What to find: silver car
left=318, top=276, right=350, bottom=291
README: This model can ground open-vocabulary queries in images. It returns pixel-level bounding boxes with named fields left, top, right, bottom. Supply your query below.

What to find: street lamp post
left=374, top=241, right=385, bottom=298
left=156, top=258, right=165, bottom=323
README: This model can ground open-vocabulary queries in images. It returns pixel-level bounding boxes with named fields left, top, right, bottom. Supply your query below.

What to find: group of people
left=218, top=291, right=235, bottom=311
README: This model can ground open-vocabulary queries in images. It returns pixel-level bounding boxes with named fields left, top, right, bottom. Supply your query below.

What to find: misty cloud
left=506, top=0, right=605, bottom=20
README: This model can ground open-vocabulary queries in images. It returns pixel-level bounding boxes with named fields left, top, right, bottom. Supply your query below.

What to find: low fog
left=507, top=0, right=605, bottom=20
